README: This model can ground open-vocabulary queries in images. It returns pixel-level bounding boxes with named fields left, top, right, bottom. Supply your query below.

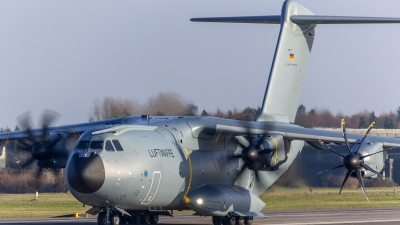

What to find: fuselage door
left=141, top=171, right=161, bottom=205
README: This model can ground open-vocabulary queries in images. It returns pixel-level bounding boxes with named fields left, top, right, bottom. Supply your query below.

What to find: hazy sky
left=1, top=0, right=400, bottom=129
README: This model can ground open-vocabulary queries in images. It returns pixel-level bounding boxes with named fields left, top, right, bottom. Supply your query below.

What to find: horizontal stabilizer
left=190, top=15, right=280, bottom=24
left=191, top=15, right=400, bottom=25
left=291, top=15, right=400, bottom=24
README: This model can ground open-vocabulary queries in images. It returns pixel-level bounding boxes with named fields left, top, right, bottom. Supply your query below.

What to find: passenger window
left=112, top=139, right=123, bottom=151
left=105, top=140, right=115, bottom=151
left=89, top=141, right=103, bottom=150
left=76, top=141, right=90, bottom=150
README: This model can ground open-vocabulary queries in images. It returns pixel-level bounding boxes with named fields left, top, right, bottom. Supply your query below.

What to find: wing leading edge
left=216, top=123, right=400, bottom=148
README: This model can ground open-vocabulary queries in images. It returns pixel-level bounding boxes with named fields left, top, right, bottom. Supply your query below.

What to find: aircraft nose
left=67, top=153, right=105, bottom=194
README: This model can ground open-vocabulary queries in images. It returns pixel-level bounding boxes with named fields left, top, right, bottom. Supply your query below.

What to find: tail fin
left=191, top=0, right=400, bottom=123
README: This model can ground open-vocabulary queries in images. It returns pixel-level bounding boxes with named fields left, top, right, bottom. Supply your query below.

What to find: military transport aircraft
left=2, top=0, right=400, bottom=225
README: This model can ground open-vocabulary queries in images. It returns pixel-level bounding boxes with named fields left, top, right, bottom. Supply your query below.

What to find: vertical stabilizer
left=191, top=0, right=400, bottom=123
left=257, top=0, right=315, bottom=123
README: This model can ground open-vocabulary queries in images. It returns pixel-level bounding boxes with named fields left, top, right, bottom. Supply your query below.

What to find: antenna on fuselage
left=141, top=115, right=150, bottom=124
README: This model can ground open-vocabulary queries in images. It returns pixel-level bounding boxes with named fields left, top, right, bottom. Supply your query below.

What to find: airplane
left=2, top=0, right=400, bottom=225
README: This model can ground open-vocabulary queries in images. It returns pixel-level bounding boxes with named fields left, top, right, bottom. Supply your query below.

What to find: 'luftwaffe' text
left=148, top=149, right=175, bottom=157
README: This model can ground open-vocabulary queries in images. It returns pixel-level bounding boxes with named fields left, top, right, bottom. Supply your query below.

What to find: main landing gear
left=97, top=210, right=160, bottom=225
left=212, top=216, right=253, bottom=225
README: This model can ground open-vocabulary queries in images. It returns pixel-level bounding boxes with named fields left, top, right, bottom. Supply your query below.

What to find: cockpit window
left=105, top=140, right=115, bottom=151
left=89, top=141, right=103, bottom=150
left=76, top=141, right=90, bottom=150
left=112, top=139, right=123, bottom=151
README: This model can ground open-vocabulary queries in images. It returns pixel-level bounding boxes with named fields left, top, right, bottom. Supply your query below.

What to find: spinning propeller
left=318, top=119, right=385, bottom=201
left=17, top=110, right=63, bottom=177
left=230, top=126, right=272, bottom=180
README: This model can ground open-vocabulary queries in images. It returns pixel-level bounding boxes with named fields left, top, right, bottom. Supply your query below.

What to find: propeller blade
left=258, top=149, right=270, bottom=155
left=255, top=133, right=268, bottom=149
left=360, top=163, right=388, bottom=179
left=18, top=146, right=32, bottom=152
left=40, top=110, right=60, bottom=141
left=17, top=111, right=38, bottom=143
left=35, top=167, right=43, bottom=179
left=21, top=157, right=36, bottom=168
left=233, top=136, right=247, bottom=149
left=338, top=170, right=352, bottom=197
left=319, top=140, right=345, bottom=157
left=50, top=168, right=60, bottom=177
left=17, top=111, right=32, bottom=131
left=356, top=122, right=375, bottom=154
left=47, top=135, right=63, bottom=149
left=41, top=109, right=60, bottom=128
left=254, top=170, right=260, bottom=181
left=317, top=164, right=343, bottom=174
left=356, top=169, right=369, bottom=201
left=360, top=150, right=385, bottom=160
left=239, top=163, right=248, bottom=174
left=17, top=140, right=32, bottom=149
left=341, top=119, right=352, bottom=154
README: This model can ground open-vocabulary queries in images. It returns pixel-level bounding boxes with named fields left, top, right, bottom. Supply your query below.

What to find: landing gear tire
left=212, top=216, right=223, bottom=225
left=235, top=216, right=245, bottom=225
left=120, top=215, right=129, bottom=224
left=141, top=215, right=151, bottom=224
left=110, top=212, right=121, bottom=225
left=244, top=217, right=253, bottom=225
left=149, top=215, right=159, bottom=224
left=129, top=215, right=141, bottom=224
left=223, top=215, right=236, bottom=225
left=97, top=212, right=107, bottom=225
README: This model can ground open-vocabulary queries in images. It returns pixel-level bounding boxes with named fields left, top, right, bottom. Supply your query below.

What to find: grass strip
left=262, top=187, right=400, bottom=211
left=1, top=187, right=400, bottom=217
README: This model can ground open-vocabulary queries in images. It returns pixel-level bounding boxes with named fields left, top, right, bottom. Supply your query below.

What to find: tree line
left=1, top=92, right=399, bottom=130
left=295, top=104, right=400, bottom=129
left=87, top=92, right=400, bottom=129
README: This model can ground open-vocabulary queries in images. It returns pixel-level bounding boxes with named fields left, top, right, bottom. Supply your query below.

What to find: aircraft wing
left=216, top=121, right=400, bottom=148
left=0, top=117, right=127, bottom=143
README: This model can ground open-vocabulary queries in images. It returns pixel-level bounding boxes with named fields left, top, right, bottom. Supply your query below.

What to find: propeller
left=229, top=125, right=272, bottom=181
left=16, top=110, right=62, bottom=178
left=319, top=119, right=386, bottom=201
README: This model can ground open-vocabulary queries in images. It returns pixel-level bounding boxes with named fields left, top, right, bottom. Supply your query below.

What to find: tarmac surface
left=1, top=208, right=400, bottom=225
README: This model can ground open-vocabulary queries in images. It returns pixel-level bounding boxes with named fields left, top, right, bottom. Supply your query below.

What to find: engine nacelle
left=254, top=134, right=288, bottom=170
left=356, top=142, right=385, bottom=178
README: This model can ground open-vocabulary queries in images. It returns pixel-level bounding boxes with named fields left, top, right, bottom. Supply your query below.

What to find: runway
left=1, top=208, right=400, bottom=225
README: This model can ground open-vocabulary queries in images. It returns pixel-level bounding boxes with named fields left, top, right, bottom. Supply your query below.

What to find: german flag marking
left=289, top=54, right=294, bottom=61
